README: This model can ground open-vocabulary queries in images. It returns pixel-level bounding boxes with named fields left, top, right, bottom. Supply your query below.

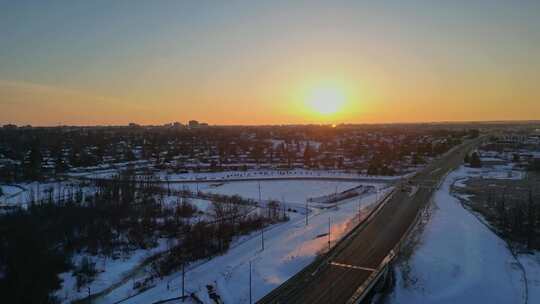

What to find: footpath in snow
left=385, top=166, right=540, bottom=304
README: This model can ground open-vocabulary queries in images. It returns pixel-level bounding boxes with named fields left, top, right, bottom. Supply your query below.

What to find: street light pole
left=249, top=260, right=252, bottom=304
left=258, top=181, right=261, bottom=204
left=358, top=197, right=361, bottom=222
left=305, top=199, right=309, bottom=226
left=259, top=181, right=264, bottom=251
left=328, top=217, right=331, bottom=252
left=182, top=262, right=185, bottom=301
left=261, top=226, right=265, bottom=251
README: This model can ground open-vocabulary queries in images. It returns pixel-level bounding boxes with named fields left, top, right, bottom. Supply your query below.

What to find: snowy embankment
left=385, top=166, right=540, bottom=304
left=95, top=186, right=392, bottom=304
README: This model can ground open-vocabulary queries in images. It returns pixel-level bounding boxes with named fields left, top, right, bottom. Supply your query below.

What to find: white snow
left=161, top=195, right=213, bottom=214
left=56, top=239, right=171, bottom=304
left=518, top=253, right=540, bottom=302
left=202, top=180, right=369, bottom=204
left=0, top=181, right=95, bottom=207
left=385, top=166, right=534, bottom=304
left=0, top=185, right=23, bottom=197
left=452, top=164, right=525, bottom=186
left=94, top=188, right=392, bottom=304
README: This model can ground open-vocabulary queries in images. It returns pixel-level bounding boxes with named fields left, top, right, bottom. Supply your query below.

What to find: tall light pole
left=259, top=181, right=264, bottom=251
left=358, top=197, right=361, bottom=222
left=258, top=181, right=262, bottom=204
left=282, top=195, right=286, bottom=220
left=328, top=217, right=331, bottom=252
left=182, top=262, right=185, bottom=301
left=261, top=226, right=265, bottom=251
left=249, top=260, right=252, bottom=304
left=305, top=199, right=309, bottom=226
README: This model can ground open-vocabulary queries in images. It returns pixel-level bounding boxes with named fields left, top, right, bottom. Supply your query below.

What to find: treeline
left=366, top=137, right=462, bottom=175
left=487, top=189, right=539, bottom=250
left=0, top=175, right=164, bottom=303
left=0, top=173, right=288, bottom=303
left=0, top=125, right=473, bottom=182
left=464, top=152, right=482, bottom=168
left=151, top=199, right=288, bottom=284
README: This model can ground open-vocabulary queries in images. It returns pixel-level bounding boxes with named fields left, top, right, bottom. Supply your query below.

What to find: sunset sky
left=1, top=0, right=539, bottom=126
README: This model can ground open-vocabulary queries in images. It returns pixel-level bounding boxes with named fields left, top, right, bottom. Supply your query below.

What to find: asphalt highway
left=258, top=139, right=481, bottom=304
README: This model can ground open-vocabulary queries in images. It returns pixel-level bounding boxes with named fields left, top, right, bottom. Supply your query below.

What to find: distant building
left=497, top=134, right=527, bottom=144
left=2, top=124, right=17, bottom=130
left=188, top=120, right=199, bottom=128
left=128, top=123, right=140, bottom=128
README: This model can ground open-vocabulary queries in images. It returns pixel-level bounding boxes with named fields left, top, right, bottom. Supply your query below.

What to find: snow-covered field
left=482, top=164, right=525, bottom=180
left=93, top=185, right=392, bottom=304
left=169, top=180, right=384, bottom=213
left=0, top=181, right=94, bottom=206
left=196, top=180, right=370, bottom=203
left=453, top=164, right=524, bottom=188
left=0, top=184, right=23, bottom=198
left=385, top=166, right=539, bottom=304
left=47, top=179, right=388, bottom=304
left=56, top=239, right=171, bottom=303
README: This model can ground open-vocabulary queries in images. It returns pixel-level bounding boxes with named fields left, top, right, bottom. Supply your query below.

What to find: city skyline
left=1, top=0, right=540, bottom=126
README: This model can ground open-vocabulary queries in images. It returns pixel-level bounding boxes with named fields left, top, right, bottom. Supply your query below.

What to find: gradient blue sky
left=1, top=0, right=539, bottom=125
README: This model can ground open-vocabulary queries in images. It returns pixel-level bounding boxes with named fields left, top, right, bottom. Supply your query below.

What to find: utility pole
left=182, top=262, right=185, bottom=301
left=249, top=260, right=252, bottom=304
left=260, top=181, right=264, bottom=251
left=261, top=226, right=265, bottom=251
left=258, top=181, right=262, bottom=205
left=305, top=199, right=309, bottom=226
left=327, top=217, right=331, bottom=251
left=358, top=198, right=361, bottom=221
left=282, top=195, right=286, bottom=220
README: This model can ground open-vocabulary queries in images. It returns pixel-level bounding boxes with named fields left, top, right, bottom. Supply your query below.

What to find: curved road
left=258, top=139, right=481, bottom=304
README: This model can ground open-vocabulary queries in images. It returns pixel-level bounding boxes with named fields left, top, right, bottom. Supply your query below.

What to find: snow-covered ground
left=453, top=164, right=524, bottom=188
left=199, top=180, right=370, bottom=203
left=49, top=179, right=388, bottom=304
left=0, top=184, right=23, bottom=198
left=56, top=239, right=171, bottom=303
left=169, top=180, right=384, bottom=213
left=0, top=181, right=95, bottom=207
left=94, top=187, right=393, bottom=304
left=385, top=165, right=539, bottom=304
left=482, top=164, right=525, bottom=180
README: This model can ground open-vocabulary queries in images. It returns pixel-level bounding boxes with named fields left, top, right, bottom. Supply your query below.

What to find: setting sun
left=307, top=86, right=347, bottom=116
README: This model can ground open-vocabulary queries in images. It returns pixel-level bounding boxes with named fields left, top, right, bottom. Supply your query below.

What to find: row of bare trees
left=490, top=189, right=538, bottom=250
left=1, top=169, right=290, bottom=302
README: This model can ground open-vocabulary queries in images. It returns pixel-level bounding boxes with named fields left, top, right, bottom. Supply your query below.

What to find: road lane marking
left=329, top=262, right=376, bottom=272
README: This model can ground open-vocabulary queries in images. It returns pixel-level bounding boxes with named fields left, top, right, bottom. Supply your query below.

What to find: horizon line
left=3, top=119, right=540, bottom=129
